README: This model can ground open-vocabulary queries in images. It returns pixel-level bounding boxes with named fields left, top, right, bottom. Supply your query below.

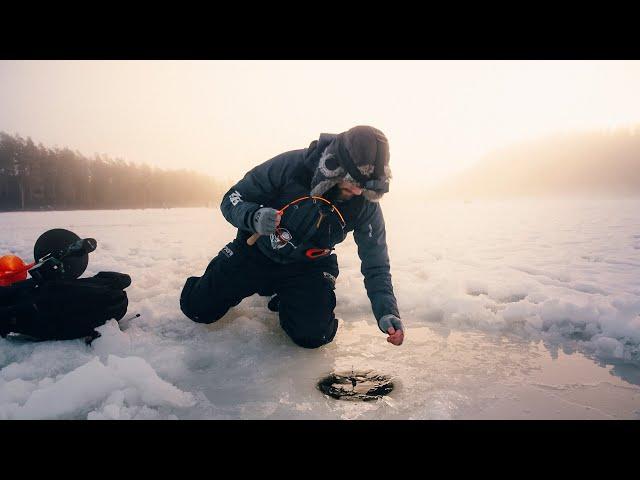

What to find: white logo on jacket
left=229, top=190, right=243, bottom=206
left=270, top=228, right=293, bottom=249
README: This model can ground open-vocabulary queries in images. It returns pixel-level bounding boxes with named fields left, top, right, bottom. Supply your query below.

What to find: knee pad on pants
left=179, top=277, right=226, bottom=324
left=284, top=317, right=338, bottom=349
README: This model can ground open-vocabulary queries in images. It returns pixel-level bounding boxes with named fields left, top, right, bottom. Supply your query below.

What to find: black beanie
left=310, top=126, right=391, bottom=201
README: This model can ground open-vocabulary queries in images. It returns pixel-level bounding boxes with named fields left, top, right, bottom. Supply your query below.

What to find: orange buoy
left=0, top=254, right=30, bottom=286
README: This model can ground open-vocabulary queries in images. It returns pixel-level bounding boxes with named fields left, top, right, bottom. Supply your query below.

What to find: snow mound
left=1, top=354, right=195, bottom=420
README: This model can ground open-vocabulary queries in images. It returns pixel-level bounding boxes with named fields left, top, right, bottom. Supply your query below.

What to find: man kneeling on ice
left=180, top=126, right=404, bottom=348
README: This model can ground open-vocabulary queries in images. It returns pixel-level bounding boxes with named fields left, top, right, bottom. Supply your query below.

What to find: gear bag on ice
left=0, top=229, right=131, bottom=342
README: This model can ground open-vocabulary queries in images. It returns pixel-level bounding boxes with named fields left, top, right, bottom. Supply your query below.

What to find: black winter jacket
left=220, top=133, right=400, bottom=322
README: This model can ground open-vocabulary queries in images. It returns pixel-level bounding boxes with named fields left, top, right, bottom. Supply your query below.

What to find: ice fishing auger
left=0, top=229, right=97, bottom=286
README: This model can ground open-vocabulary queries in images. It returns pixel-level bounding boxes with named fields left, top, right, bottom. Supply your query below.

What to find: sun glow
left=2, top=60, right=640, bottom=195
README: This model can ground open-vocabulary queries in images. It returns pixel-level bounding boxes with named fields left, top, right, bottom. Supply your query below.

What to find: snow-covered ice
left=1, top=196, right=640, bottom=419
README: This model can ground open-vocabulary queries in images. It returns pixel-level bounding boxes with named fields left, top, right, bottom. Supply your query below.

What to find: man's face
left=334, top=181, right=363, bottom=201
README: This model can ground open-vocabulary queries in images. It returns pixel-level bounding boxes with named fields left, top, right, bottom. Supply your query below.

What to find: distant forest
left=0, top=132, right=229, bottom=211
left=431, top=126, right=640, bottom=199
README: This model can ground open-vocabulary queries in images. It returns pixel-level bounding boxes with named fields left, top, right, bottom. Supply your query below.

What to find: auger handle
left=247, top=233, right=260, bottom=246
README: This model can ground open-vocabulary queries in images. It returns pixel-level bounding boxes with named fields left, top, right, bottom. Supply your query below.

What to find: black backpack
left=0, top=271, right=130, bottom=342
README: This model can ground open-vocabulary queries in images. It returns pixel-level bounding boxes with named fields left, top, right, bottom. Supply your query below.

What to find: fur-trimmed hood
left=307, top=126, right=392, bottom=202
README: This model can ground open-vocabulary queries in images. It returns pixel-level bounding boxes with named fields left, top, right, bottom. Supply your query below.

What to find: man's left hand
left=378, top=314, right=404, bottom=346
left=386, top=326, right=404, bottom=345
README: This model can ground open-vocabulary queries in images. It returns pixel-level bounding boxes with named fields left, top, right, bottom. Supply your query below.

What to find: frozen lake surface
left=1, top=197, right=639, bottom=419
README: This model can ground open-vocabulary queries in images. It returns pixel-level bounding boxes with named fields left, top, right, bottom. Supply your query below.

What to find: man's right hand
left=252, top=208, right=281, bottom=235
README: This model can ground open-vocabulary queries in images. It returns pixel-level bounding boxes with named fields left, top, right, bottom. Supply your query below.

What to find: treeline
left=0, top=132, right=229, bottom=211
left=430, top=125, right=640, bottom=199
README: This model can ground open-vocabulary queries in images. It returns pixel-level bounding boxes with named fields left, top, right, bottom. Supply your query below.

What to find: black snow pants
left=179, top=237, right=339, bottom=349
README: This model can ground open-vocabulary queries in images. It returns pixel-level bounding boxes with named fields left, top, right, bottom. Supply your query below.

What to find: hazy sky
left=2, top=60, right=640, bottom=190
